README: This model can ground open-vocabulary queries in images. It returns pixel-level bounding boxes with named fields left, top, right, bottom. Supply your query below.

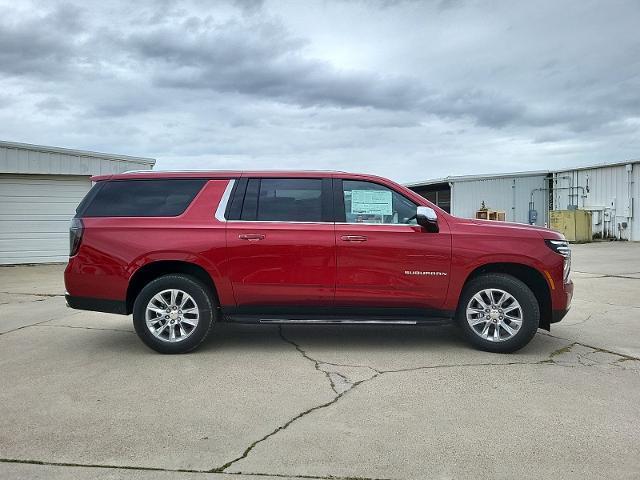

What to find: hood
left=453, top=217, right=565, bottom=240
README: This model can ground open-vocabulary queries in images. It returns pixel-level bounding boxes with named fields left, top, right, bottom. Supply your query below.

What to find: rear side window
left=258, top=179, right=323, bottom=222
left=235, top=178, right=331, bottom=222
left=80, top=179, right=206, bottom=217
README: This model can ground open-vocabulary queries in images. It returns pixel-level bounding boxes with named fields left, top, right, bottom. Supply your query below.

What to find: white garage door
left=0, top=174, right=91, bottom=264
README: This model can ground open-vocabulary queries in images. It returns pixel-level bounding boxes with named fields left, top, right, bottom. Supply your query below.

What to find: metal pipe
left=530, top=185, right=586, bottom=209
left=558, top=175, right=587, bottom=207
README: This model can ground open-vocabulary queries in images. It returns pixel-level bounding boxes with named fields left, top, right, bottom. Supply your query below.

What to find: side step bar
left=258, top=319, right=418, bottom=325
left=224, top=315, right=452, bottom=325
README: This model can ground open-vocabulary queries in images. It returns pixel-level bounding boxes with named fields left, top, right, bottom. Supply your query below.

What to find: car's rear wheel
left=457, top=273, right=540, bottom=353
left=133, top=274, right=215, bottom=354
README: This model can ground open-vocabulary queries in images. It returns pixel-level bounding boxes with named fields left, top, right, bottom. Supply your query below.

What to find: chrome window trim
left=335, top=222, right=418, bottom=227
left=216, top=177, right=419, bottom=226
left=223, top=220, right=416, bottom=226
left=215, top=179, right=236, bottom=222
left=226, top=220, right=333, bottom=225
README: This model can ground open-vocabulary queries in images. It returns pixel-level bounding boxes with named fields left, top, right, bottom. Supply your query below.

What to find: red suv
left=65, top=171, right=573, bottom=354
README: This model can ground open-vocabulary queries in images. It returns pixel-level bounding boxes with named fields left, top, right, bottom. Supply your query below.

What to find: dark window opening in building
left=408, top=183, right=451, bottom=213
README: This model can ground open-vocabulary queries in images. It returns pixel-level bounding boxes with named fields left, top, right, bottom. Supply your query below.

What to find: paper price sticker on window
left=350, top=190, right=393, bottom=216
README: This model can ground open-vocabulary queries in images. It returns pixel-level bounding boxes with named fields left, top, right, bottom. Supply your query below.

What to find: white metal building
left=407, top=160, right=639, bottom=241
left=407, top=171, right=550, bottom=226
left=552, top=161, right=638, bottom=241
left=0, top=140, right=155, bottom=264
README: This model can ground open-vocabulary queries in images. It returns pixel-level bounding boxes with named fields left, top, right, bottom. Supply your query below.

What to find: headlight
left=545, top=239, right=571, bottom=283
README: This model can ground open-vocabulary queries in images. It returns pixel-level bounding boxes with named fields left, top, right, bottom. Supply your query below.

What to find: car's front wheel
left=133, top=274, right=215, bottom=354
left=457, top=273, right=540, bottom=353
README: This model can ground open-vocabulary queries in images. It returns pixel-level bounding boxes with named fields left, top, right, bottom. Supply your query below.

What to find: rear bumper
left=65, top=293, right=128, bottom=315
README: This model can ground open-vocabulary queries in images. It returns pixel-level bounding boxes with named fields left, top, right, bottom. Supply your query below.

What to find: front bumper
left=551, top=307, right=570, bottom=324
left=550, top=279, right=573, bottom=324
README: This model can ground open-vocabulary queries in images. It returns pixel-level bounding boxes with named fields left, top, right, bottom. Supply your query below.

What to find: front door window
left=342, top=180, right=417, bottom=225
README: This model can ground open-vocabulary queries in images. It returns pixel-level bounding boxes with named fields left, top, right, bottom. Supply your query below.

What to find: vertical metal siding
left=451, top=175, right=549, bottom=226
left=554, top=163, right=638, bottom=241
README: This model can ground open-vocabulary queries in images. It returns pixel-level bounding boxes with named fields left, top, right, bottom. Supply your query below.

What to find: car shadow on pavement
left=202, top=322, right=467, bottom=350
left=83, top=318, right=563, bottom=360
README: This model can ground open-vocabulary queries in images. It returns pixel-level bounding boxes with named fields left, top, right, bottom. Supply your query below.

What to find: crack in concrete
left=34, top=324, right=134, bottom=334
left=4, top=320, right=637, bottom=478
left=560, top=314, right=593, bottom=328
left=210, top=378, right=377, bottom=473
left=278, top=326, right=342, bottom=392
left=313, top=359, right=381, bottom=372
left=538, top=332, right=640, bottom=361
left=0, top=297, right=49, bottom=305
left=0, top=319, right=61, bottom=336
left=3, top=333, right=634, bottom=478
left=0, top=458, right=199, bottom=474
left=0, top=311, right=84, bottom=337
left=0, top=291, right=64, bottom=297
left=543, top=340, right=640, bottom=369
left=575, top=298, right=640, bottom=310
left=572, top=271, right=640, bottom=280
left=325, top=371, right=351, bottom=394
left=208, top=327, right=383, bottom=474
left=0, top=458, right=391, bottom=480
left=212, top=327, right=599, bottom=475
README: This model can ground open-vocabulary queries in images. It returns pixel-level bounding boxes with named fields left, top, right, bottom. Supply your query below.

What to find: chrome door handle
left=238, top=233, right=266, bottom=241
left=340, top=235, right=367, bottom=242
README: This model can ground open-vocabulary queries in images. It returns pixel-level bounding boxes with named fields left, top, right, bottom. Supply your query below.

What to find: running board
left=223, top=315, right=452, bottom=325
left=258, top=318, right=418, bottom=325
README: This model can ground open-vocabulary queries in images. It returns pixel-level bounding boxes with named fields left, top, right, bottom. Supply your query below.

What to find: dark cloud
left=0, top=3, right=84, bottom=76
left=231, top=0, right=265, bottom=14
left=35, top=97, right=68, bottom=111
left=0, top=0, right=638, bottom=181
left=436, top=0, right=466, bottom=11
left=118, top=15, right=572, bottom=129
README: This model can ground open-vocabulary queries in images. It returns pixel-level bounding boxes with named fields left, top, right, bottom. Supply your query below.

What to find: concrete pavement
left=1, top=242, right=639, bottom=479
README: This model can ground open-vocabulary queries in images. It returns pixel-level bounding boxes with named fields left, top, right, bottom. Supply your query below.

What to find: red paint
left=65, top=171, right=573, bottom=320
left=335, top=222, right=452, bottom=308
left=226, top=221, right=336, bottom=306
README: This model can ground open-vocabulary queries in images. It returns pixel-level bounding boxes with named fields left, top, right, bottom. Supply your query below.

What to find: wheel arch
left=461, top=262, right=552, bottom=330
left=126, top=260, right=219, bottom=315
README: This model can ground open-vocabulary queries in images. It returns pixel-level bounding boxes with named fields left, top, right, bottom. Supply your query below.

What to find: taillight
left=70, top=217, right=84, bottom=256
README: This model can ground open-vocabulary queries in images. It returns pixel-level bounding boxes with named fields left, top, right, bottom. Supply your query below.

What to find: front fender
left=444, top=236, right=555, bottom=311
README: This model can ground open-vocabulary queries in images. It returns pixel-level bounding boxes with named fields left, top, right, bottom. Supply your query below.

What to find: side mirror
left=416, top=206, right=439, bottom=233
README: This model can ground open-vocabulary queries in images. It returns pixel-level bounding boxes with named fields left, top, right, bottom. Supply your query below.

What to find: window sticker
left=350, top=190, right=393, bottom=216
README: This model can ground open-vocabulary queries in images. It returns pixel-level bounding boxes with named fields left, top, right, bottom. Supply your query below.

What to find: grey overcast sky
left=1, top=0, right=639, bottom=182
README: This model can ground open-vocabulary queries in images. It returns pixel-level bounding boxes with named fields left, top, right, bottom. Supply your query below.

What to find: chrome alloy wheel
left=145, top=289, right=200, bottom=343
left=465, top=288, right=523, bottom=342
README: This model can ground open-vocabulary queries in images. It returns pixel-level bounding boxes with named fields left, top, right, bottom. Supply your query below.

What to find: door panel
left=335, top=224, right=451, bottom=309
left=334, top=178, right=452, bottom=311
left=226, top=222, right=335, bottom=306
left=225, top=177, right=335, bottom=308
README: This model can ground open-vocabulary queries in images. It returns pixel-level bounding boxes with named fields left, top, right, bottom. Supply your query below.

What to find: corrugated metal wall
left=553, top=163, right=638, bottom=241
left=451, top=174, right=549, bottom=226
left=0, top=143, right=153, bottom=176
left=0, top=141, right=155, bottom=264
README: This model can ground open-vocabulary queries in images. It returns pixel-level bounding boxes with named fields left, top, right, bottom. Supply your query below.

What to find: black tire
left=133, top=274, right=216, bottom=354
left=456, top=273, right=540, bottom=353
